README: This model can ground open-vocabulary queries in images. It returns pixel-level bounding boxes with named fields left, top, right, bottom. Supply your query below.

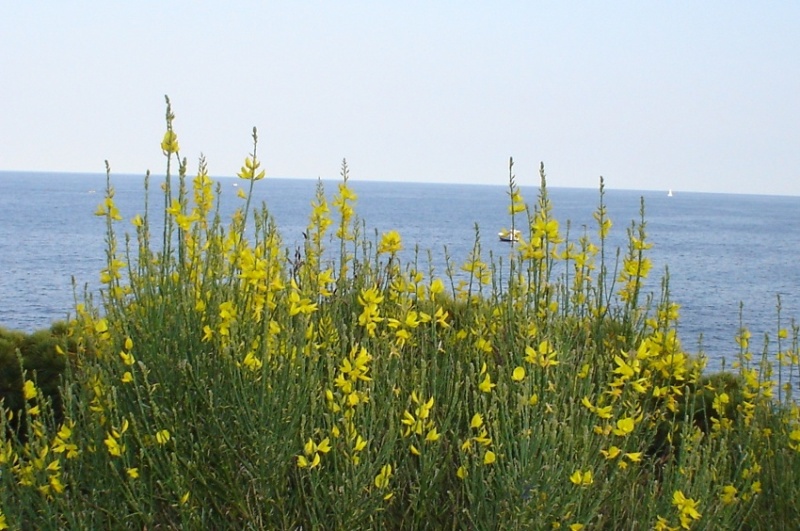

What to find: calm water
left=1, top=171, right=799, bottom=373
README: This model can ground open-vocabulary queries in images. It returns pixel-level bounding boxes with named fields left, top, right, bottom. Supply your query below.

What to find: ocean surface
left=1, top=171, right=799, bottom=374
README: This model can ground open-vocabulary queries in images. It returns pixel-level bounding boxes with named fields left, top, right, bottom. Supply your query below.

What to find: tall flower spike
left=237, top=127, right=266, bottom=181
left=506, top=157, right=525, bottom=245
left=161, top=96, right=179, bottom=155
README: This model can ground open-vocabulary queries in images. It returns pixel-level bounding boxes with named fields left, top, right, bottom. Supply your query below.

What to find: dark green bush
left=0, top=323, right=70, bottom=439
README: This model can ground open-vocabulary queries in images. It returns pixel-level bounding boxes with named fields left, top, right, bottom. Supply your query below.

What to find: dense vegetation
left=2, top=99, right=799, bottom=529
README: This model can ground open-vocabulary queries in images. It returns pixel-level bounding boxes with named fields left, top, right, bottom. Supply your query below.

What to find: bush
left=1, top=99, right=799, bottom=529
left=0, top=323, right=71, bottom=441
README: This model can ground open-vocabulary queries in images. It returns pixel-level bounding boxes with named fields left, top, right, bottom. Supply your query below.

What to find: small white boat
left=668, top=189, right=673, bottom=197
left=498, top=229, right=521, bottom=242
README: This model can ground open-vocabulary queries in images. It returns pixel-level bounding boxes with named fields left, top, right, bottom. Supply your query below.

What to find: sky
left=1, top=2, right=798, bottom=195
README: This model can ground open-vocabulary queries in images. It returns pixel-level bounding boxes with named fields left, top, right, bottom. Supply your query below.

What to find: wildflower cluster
left=2, top=100, right=798, bottom=529
left=401, top=391, right=440, bottom=456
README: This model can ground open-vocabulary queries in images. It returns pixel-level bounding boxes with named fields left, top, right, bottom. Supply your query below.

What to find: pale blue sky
left=1, top=2, right=798, bottom=195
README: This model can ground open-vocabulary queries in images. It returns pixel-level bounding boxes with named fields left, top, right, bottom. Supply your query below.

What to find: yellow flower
left=288, top=289, right=318, bottom=316
left=720, top=485, right=738, bottom=505
left=468, top=335, right=489, bottom=354
left=180, top=491, right=191, bottom=505
left=473, top=429, right=492, bottom=447
left=613, top=354, right=639, bottom=379
left=483, top=450, right=496, bottom=465
left=581, top=396, right=595, bottom=411
left=569, top=469, right=593, bottom=486
left=653, top=516, right=676, bottom=531
left=478, top=373, right=496, bottom=393
left=511, top=366, right=526, bottom=381
left=456, top=465, right=468, bottom=479
left=94, top=318, right=110, bottom=338
left=536, top=339, right=560, bottom=368
left=104, top=434, right=123, bottom=457
left=374, top=464, right=393, bottom=489
left=672, top=490, right=701, bottom=527
left=94, top=196, right=123, bottom=220
left=595, top=405, right=614, bottom=419
left=425, top=428, right=440, bottom=443
left=533, top=214, right=560, bottom=241
left=378, top=230, right=403, bottom=254
left=119, top=350, right=135, bottom=366
left=298, top=437, right=332, bottom=469
left=600, top=446, right=621, bottom=460
left=624, top=452, right=642, bottom=462
left=23, top=380, right=37, bottom=400
left=789, top=429, right=800, bottom=451
left=736, top=328, right=751, bottom=349
left=155, top=429, right=171, bottom=445
left=126, top=467, right=139, bottom=479
left=712, top=392, right=730, bottom=415
left=429, top=278, right=445, bottom=298
left=242, top=351, right=263, bottom=372
left=508, top=188, right=526, bottom=214
left=56, top=423, right=72, bottom=441
left=161, top=130, right=179, bottom=154
left=613, top=416, right=635, bottom=436
left=316, top=437, right=332, bottom=454
left=596, top=215, right=612, bottom=239
left=307, top=453, right=322, bottom=469
left=237, top=156, right=266, bottom=181
left=401, top=410, right=419, bottom=433
left=49, top=474, right=65, bottom=494
left=470, top=413, right=484, bottom=429
left=121, top=372, right=133, bottom=384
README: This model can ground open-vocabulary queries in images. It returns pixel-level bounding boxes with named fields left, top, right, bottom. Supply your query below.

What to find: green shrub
left=0, top=323, right=71, bottom=441
left=1, top=99, right=798, bottom=529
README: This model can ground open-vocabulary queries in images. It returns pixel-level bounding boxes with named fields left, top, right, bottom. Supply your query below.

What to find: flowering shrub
left=1, top=98, right=799, bottom=529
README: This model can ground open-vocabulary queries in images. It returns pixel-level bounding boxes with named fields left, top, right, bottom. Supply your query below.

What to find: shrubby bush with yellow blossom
left=1, top=98, right=800, bottom=529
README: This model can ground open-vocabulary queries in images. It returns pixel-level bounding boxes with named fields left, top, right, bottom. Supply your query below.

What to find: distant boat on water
left=498, top=228, right=521, bottom=242
left=668, top=189, right=673, bottom=197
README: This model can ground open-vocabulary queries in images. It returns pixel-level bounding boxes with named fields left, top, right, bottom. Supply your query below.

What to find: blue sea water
left=1, top=171, right=799, bottom=374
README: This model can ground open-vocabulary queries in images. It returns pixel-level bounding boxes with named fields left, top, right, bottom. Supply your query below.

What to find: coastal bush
left=0, top=323, right=71, bottom=441
left=1, top=99, right=799, bottom=529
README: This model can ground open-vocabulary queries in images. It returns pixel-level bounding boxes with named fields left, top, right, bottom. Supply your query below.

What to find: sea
left=1, top=171, right=799, bottom=376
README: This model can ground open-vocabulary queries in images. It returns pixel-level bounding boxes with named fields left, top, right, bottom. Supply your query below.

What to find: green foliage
left=0, top=323, right=70, bottom=439
left=1, top=100, right=799, bottom=530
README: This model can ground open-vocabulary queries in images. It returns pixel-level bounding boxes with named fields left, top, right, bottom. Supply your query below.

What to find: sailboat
left=498, top=228, right=521, bottom=242
left=668, top=189, right=673, bottom=197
